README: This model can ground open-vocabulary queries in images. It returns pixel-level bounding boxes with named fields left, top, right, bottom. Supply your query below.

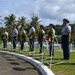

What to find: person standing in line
left=20, top=27, right=26, bottom=50
left=2, top=28, right=8, bottom=48
left=29, top=22, right=35, bottom=52
left=47, top=24, right=55, bottom=56
left=12, top=26, right=18, bottom=49
left=38, top=25, right=45, bottom=54
left=62, top=19, right=71, bottom=60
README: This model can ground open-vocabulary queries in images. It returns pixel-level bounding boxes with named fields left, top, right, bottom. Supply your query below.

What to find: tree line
left=0, top=14, right=75, bottom=43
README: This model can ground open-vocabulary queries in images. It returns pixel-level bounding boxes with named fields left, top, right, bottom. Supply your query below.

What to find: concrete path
left=0, top=52, right=42, bottom=75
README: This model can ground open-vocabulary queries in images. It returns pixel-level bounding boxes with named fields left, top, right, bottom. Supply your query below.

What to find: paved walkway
left=0, top=52, right=42, bottom=75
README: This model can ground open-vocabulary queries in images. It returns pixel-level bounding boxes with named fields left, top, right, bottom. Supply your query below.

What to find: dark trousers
left=49, top=41, right=54, bottom=56
left=20, top=40, right=24, bottom=50
left=62, top=35, right=70, bottom=60
left=13, top=37, right=16, bottom=49
left=30, top=41, right=34, bottom=51
left=39, top=42, right=43, bottom=53
left=3, top=39, right=7, bottom=48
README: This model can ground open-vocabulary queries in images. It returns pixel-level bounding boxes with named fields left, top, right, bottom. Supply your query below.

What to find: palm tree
left=17, top=16, right=27, bottom=27
left=4, top=14, right=16, bottom=41
left=5, top=14, right=16, bottom=28
left=31, top=14, right=41, bottom=35
left=0, top=16, right=5, bottom=28
left=31, top=15, right=41, bottom=26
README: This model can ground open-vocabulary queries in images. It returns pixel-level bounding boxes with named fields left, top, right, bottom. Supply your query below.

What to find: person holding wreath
left=20, top=27, right=26, bottom=50
left=2, top=28, right=8, bottom=48
left=47, top=24, right=55, bottom=56
left=38, top=25, right=45, bottom=54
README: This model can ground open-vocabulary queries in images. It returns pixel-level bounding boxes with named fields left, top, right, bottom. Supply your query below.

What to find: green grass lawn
left=0, top=45, right=75, bottom=75
left=51, top=51, right=75, bottom=75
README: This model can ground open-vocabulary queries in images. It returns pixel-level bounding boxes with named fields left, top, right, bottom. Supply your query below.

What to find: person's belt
left=13, top=36, right=16, bottom=38
left=62, top=34, right=68, bottom=36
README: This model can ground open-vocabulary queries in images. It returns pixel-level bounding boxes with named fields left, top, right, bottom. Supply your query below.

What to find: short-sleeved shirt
left=42, top=29, right=45, bottom=38
left=62, top=24, right=71, bottom=35
left=3, top=32, right=8, bottom=36
left=20, top=30, right=26, bottom=35
left=51, top=28, right=55, bottom=37
left=38, top=29, right=45, bottom=37
left=12, top=29, right=18, bottom=37
left=2, top=31, right=8, bottom=39
left=38, top=29, right=45, bottom=43
left=29, top=27, right=35, bottom=35
left=29, top=27, right=35, bottom=40
left=42, top=29, right=45, bottom=34
left=20, top=29, right=26, bottom=40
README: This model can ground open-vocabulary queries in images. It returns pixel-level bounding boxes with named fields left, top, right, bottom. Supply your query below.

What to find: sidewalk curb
left=0, top=51, right=55, bottom=75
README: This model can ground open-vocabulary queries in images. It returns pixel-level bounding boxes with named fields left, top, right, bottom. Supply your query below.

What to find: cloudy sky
left=0, top=0, right=75, bottom=27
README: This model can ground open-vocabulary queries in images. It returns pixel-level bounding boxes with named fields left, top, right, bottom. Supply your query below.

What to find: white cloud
left=0, top=0, right=75, bottom=26
left=35, top=0, right=75, bottom=24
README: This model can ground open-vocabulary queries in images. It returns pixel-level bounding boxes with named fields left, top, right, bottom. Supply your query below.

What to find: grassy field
left=0, top=45, right=75, bottom=75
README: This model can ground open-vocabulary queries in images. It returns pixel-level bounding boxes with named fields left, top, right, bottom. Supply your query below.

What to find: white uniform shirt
left=51, top=28, right=55, bottom=37
left=42, top=29, right=45, bottom=34
left=29, top=27, right=35, bottom=39
left=12, top=29, right=18, bottom=37
left=3, top=31, right=8, bottom=39
left=42, top=29, right=45, bottom=39
left=62, top=24, right=71, bottom=35
left=29, top=27, right=35, bottom=35
left=20, top=29, right=26, bottom=34
left=3, top=32, right=8, bottom=36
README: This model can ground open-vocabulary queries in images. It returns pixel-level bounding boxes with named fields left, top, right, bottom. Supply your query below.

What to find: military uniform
left=29, top=26, right=35, bottom=52
left=47, top=28, right=55, bottom=56
left=12, top=28, right=18, bottom=49
left=38, top=28, right=45, bottom=53
left=62, top=24, right=71, bottom=60
left=20, top=29, right=26, bottom=50
left=2, top=31, right=8, bottom=48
